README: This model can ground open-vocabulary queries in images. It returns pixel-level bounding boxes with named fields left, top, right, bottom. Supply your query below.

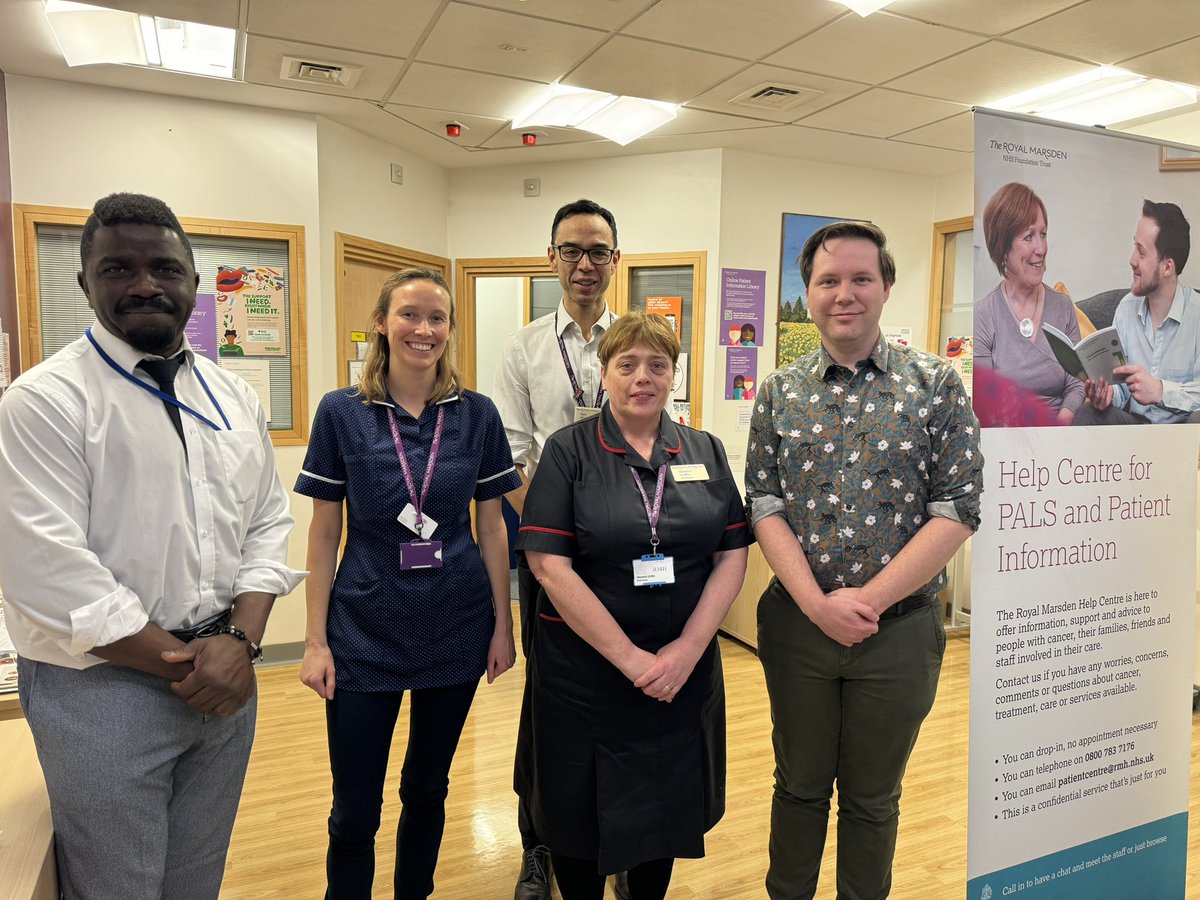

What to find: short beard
left=125, top=324, right=183, bottom=356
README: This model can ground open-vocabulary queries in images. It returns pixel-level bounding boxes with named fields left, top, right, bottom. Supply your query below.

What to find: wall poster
left=216, top=265, right=287, bottom=356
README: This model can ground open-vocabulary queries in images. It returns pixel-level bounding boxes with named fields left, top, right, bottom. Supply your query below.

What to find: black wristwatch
left=212, top=624, right=263, bottom=663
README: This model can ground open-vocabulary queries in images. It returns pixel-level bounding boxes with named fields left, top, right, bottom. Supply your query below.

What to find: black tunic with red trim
left=514, top=404, right=751, bottom=874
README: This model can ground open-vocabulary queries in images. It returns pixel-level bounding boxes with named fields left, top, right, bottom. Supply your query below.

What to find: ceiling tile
left=465, top=0, right=657, bottom=30
left=652, top=107, right=780, bottom=136
left=1007, top=0, right=1200, bottom=65
left=563, top=35, right=747, bottom=103
left=242, top=36, right=406, bottom=101
left=1123, top=36, right=1200, bottom=88
left=765, top=11, right=982, bottom=85
left=386, top=62, right=549, bottom=120
left=88, top=0, right=240, bottom=28
left=624, top=0, right=842, bottom=59
left=686, top=63, right=867, bottom=123
left=796, top=88, right=968, bottom=139
left=478, top=122, right=604, bottom=150
left=891, top=110, right=974, bottom=152
left=417, top=3, right=604, bottom=83
left=246, top=0, right=444, bottom=58
left=887, top=41, right=1092, bottom=105
left=886, top=0, right=1081, bottom=37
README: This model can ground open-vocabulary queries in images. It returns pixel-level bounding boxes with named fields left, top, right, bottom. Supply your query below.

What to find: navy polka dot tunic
left=295, top=388, right=521, bottom=692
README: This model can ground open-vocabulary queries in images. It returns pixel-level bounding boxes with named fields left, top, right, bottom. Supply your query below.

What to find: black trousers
left=324, top=680, right=479, bottom=900
left=551, top=854, right=674, bottom=900
left=516, top=558, right=543, bottom=850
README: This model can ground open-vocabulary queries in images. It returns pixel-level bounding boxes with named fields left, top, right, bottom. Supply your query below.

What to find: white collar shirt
left=0, top=321, right=304, bottom=668
left=492, top=299, right=615, bottom=479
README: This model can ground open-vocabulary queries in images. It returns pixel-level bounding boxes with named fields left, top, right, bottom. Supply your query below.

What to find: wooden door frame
left=614, top=250, right=707, bottom=429
left=335, top=233, right=450, bottom=390
left=926, top=216, right=973, bottom=354
left=454, top=256, right=550, bottom=389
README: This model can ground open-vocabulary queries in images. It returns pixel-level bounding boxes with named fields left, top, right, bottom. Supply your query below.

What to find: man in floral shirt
left=745, top=221, right=982, bottom=900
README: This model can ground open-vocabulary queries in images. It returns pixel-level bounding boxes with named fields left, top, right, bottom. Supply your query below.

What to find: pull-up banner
left=968, top=108, right=1199, bottom=900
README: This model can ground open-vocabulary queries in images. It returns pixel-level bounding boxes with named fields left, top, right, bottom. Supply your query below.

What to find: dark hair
left=799, top=221, right=896, bottom=288
left=551, top=199, right=618, bottom=248
left=1142, top=199, right=1190, bottom=275
left=224, top=329, right=238, bottom=336
left=983, top=183, right=1048, bottom=276
left=357, top=268, right=460, bottom=405
left=80, top=192, right=194, bottom=269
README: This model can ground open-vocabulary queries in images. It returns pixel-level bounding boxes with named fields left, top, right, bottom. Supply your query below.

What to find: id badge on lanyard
left=389, top=405, right=446, bottom=570
left=629, top=464, right=675, bottom=586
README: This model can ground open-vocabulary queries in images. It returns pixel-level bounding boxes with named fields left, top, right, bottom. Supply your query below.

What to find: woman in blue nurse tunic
left=295, top=268, right=521, bottom=900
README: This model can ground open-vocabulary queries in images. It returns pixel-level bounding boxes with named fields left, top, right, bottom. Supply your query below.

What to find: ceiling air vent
left=730, top=82, right=823, bottom=112
left=279, top=56, right=363, bottom=89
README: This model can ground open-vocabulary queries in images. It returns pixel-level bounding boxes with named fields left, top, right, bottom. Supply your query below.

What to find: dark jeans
left=758, top=580, right=945, bottom=900
left=516, top=558, right=543, bottom=851
left=324, top=680, right=479, bottom=900
left=551, top=854, right=674, bottom=900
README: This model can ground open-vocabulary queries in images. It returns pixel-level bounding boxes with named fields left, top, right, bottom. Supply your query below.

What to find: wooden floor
left=221, top=620, right=1200, bottom=898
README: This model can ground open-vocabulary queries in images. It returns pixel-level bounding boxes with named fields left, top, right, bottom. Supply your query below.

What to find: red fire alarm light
left=445, top=122, right=463, bottom=137
left=522, top=132, right=537, bottom=146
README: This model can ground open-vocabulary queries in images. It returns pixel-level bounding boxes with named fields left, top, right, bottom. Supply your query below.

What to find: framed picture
left=778, top=212, right=864, bottom=366
left=1159, top=145, right=1200, bottom=171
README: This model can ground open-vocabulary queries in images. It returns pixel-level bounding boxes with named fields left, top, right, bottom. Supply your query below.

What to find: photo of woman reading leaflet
left=975, top=182, right=1085, bottom=425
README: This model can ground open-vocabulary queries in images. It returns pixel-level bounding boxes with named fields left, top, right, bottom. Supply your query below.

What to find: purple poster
left=720, top=268, right=766, bottom=347
left=725, top=347, right=758, bottom=401
left=185, top=293, right=219, bottom=361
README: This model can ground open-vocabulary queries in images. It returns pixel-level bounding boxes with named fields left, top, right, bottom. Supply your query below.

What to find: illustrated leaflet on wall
left=216, top=266, right=286, bottom=356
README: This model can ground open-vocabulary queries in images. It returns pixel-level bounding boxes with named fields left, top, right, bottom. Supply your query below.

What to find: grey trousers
left=18, top=657, right=256, bottom=900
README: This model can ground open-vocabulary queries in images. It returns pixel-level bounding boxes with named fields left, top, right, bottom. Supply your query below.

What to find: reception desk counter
left=0, top=716, right=57, bottom=900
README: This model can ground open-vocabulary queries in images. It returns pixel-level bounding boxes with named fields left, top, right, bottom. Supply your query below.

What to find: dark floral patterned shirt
left=745, top=336, right=983, bottom=598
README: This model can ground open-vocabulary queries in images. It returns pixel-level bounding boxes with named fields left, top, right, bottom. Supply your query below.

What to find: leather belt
left=878, top=595, right=935, bottom=620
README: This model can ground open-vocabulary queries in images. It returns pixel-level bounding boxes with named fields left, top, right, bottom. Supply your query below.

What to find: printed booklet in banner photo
left=1041, top=322, right=1129, bottom=384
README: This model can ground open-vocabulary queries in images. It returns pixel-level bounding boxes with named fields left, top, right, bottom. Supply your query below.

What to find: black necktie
left=138, top=356, right=187, bottom=448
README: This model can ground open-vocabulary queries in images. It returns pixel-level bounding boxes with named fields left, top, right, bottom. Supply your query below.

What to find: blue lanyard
left=86, top=328, right=232, bottom=431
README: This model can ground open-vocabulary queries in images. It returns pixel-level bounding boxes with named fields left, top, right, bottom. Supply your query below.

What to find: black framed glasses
left=553, top=244, right=615, bottom=265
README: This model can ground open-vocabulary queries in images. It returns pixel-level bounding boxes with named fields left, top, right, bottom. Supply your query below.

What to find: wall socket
left=523, top=177, right=540, bottom=197
left=390, top=163, right=404, bottom=185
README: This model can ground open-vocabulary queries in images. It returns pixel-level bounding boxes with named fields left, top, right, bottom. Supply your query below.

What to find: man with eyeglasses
left=0, top=193, right=303, bottom=900
left=494, top=198, right=627, bottom=900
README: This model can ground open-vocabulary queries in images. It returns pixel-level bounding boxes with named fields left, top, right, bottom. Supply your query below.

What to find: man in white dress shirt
left=0, top=193, right=303, bottom=900
left=493, top=198, right=624, bottom=900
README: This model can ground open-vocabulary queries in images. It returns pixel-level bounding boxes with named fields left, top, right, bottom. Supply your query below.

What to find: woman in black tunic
left=515, top=311, right=750, bottom=900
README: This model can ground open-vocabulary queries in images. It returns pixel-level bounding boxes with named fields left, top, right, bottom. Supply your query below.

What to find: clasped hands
left=807, top=587, right=881, bottom=647
left=626, top=639, right=701, bottom=704
left=162, top=635, right=255, bottom=717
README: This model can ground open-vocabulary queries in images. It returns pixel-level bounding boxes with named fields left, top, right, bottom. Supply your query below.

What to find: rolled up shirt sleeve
left=0, top=383, right=149, bottom=659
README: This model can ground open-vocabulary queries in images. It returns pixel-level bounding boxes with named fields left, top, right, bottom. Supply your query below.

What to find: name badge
left=633, top=553, right=675, bottom=587
left=574, top=406, right=602, bottom=422
left=398, top=503, right=438, bottom=539
left=670, top=464, right=709, bottom=482
left=399, top=541, right=443, bottom=570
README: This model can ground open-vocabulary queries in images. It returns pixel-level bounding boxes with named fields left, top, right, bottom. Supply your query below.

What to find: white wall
left=475, top=277, right=524, bottom=398
left=5, top=76, right=452, bottom=648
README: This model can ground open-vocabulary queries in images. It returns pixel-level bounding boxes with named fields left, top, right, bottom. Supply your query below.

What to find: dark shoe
left=613, top=870, right=630, bottom=900
left=515, top=844, right=552, bottom=900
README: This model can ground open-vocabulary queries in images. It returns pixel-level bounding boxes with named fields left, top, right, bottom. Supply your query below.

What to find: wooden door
left=335, top=233, right=450, bottom=389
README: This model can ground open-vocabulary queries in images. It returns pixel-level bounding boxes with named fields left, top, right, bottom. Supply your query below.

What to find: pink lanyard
left=387, top=405, right=445, bottom=533
left=629, top=464, right=667, bottom=550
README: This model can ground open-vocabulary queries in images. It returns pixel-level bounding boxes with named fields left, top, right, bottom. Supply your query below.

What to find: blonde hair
left=598, top=310, right=681, bottom=367
left=356, top=268, right=460, bottom=405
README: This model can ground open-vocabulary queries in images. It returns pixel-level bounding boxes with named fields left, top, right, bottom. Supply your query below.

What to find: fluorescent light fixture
left=574, top=95, right=678, bottom=146
left=512, top=84, right=616, bottom=129
left=44, top=0, right=146, bottom=67
left=44, top=1, right=237, bottom=79
left=990, top=66, right=1198, bottom=127
left=512, top=84, right=678, bottom=145
left=833, top=0, right=896, bottom=15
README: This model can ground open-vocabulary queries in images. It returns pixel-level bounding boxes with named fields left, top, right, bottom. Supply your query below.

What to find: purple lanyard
left=629, top=464, right=668, bottom=550
left=555, top=311, right=609, bottom=408
left=387, top=405, right=445, bottom=533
